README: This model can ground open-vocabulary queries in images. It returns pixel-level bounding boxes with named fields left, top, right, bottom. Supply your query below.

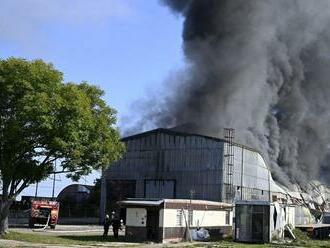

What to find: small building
left=234, top=201, right=295, bottom=243
left=119, top=199, right=233, bottom=243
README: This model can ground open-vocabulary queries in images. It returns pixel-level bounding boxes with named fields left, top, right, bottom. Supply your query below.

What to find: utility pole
left=189, top=189, right=195, bottom=227
left=35, top=182, right=38, bottom=198
left=52, top=159, right=56, bottom=200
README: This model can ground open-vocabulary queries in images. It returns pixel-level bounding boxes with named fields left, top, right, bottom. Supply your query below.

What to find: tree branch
left=12, top=180, right=28, bottom=198
left=39, top=154, right=57, bottom=168
left=39, top=154, right=51, bottom=166
left=51, top=169, right=84, bottom=174
left=9, top=178, right=18, bottom=196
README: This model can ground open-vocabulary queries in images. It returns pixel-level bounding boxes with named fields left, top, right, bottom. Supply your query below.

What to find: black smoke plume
left=127, top=0, right=330, bottom=188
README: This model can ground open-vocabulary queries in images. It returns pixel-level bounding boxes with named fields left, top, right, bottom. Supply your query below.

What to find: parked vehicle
left=29, top=200, right=59, bottom=229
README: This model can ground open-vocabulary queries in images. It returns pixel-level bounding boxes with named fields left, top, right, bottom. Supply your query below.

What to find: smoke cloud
left=128, top=0, right=330, bottom=188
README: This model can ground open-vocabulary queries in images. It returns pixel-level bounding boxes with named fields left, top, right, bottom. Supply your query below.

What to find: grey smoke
left=127, top=0, right=330, bottom=188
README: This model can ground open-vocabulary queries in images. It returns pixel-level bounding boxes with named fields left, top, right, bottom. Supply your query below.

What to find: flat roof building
left=120, top=199, right=233, bottom=243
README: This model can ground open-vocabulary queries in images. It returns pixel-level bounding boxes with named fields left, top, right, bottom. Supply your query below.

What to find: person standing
left=111, top=215, right=121, bottom=239
left=103, top=214, right=111, bottom=238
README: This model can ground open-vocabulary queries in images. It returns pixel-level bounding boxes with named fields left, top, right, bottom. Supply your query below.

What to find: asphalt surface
left=10, top=224, right=115, bottom=236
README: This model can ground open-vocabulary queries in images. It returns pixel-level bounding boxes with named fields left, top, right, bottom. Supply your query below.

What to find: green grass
left=2, top=232, right=135, bottom=246
left=286, top=228, right=330, bottom=247
left=2, top=230, right=330, bottom=247
left=3, top=231, right=77, bottom=246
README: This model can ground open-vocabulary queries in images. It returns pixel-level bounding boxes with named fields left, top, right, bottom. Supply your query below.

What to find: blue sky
left=0, top=0, right=184, bottom=198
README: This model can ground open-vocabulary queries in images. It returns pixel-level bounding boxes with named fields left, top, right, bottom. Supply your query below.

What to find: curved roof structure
left=57, top=184, right=93, bottom=201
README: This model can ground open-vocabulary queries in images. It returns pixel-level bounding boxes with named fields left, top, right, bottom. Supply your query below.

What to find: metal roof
left=119, top=198, right=232, bottom=208
left=122, top=128, right=259, bottom=153
left=164, top=199, right=232, bottom=207
left=235, top=200, right=270, bottom=206
left=119, top=199, right=164, bottom=206
left=122, top=128, right=225, bottom=142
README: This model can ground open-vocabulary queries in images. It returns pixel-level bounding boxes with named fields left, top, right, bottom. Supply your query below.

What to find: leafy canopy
left=0, top=58, right=124, bottom=199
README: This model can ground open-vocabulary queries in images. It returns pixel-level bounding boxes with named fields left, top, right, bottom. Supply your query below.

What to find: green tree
left=0, top=58, right=124, bottom=234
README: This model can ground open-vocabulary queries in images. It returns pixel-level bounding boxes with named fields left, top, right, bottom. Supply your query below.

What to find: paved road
left=10, top=224, right=115, bottom=236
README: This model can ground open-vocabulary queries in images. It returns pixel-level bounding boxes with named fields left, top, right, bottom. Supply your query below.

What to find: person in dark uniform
left=111, top=215, right=121, bottom=239
left=103, top=214, right=111, bottom=238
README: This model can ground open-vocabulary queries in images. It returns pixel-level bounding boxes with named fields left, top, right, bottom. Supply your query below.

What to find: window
left=176, top=209, right=183, bottom=226
left=226, top=211, right=230, bottom=225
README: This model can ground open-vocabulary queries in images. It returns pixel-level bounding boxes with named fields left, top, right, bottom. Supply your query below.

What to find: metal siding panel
left=145, top=180, right=175, bottom=198
left=104, top=132, right=224, bottom=202
left=135, top=179, right=144, bottom=197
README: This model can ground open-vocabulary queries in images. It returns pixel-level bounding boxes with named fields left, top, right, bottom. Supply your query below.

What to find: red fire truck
left=29, top=200, right=59, bottom=229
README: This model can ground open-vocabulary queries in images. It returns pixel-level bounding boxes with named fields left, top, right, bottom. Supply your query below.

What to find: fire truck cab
left=29, top=200, right=59, bottom=229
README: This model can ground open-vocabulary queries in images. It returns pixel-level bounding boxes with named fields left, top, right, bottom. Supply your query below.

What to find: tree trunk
left=0, top=199, right=12, bottom=235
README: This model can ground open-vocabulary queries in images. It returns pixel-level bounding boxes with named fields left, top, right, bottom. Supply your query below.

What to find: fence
left=59, top=204, right=99, bottom=218
left=9, top=205, right=100, bottom=226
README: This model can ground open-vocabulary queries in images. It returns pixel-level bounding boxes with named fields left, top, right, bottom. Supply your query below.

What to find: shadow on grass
left=57, top=235, right=137, bottom=243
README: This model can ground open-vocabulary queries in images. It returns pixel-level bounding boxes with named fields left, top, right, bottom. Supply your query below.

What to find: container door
left=252, top=212, right=264, bottom=242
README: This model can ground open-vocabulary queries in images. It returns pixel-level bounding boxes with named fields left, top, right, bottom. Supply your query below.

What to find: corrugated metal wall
left=103, top=129, right=273, bottom=208
left=105, top=131, right=224, bottom=202
left=222, top=143, right=270, bottom=202
left=145, top=180, right=175, bottom=198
